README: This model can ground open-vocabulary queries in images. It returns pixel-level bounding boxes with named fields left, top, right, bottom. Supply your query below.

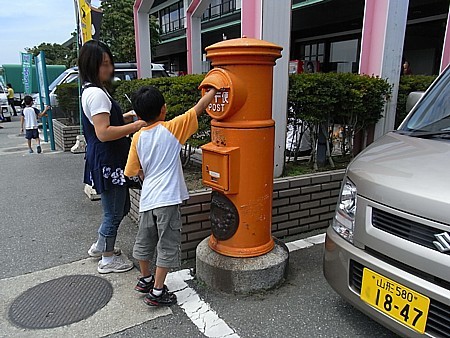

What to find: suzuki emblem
left=433, top=232, right=450, bottom=253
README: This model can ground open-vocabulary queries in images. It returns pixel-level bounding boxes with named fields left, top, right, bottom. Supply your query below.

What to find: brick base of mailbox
left=128, top=169, right=345, bottom=260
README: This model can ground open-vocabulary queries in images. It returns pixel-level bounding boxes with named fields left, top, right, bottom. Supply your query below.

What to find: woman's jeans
left=96, top=185, right=130, bottom=253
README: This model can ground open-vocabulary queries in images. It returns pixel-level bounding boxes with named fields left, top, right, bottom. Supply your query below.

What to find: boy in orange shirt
left=125, top=85, right=217, bottom=306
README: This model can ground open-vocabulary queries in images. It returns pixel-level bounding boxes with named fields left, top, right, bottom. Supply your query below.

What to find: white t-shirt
left=124, top=109, right=198, bottom=212
left=81, top=86, right=112, bottom=124
left=22, top=107, right=39, bottom=130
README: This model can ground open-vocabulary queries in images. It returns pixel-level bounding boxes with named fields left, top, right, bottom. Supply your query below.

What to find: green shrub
left=288, top=72, right=391, bottom=132
left=56, top=76, right=207, bottom=147
left=57, top=73, right=433, bottom=157
left=55, top=81, right=121, bottom=125
left=288, top=73, right=391, bottom=163
left=114, top=74, right=207, bottom=147
left=54, top=82, right=79, bottom=124
left=337, top=73, right=392, bottom=130
left=396, top=75, right=436, bottom=127
left=289, top=72, right=343, bottom=124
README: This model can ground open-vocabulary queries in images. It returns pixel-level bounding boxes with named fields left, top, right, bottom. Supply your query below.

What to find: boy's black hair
left=7, top=83, right=11, bottom=88
left=24, top=95, right=33, bottom=106
left=78, top=40, right=114, bottom=87
left=131, top=86, right=165, bottom=122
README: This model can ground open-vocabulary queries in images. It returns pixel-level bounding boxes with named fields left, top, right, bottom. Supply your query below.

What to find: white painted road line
left=285, top=239, right=313, bottom=252
left=286, top=233, right=326, bottom=252
left=166, top=232, right=326, bottom=338
left=166, top=269, right=240, bottom=338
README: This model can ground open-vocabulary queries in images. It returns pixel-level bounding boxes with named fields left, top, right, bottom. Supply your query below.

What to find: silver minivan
left=0, top=84, right=13, bottom=121
left=33, top=63, right=168, bottom=115
left=324, top=67, right=450, bottom=338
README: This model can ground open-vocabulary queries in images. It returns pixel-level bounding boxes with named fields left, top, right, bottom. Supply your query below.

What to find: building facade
left=149, top=0, right=448, bottom=76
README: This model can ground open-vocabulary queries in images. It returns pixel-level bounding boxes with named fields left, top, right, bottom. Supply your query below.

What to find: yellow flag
left=78, top=0, right=92, bottom=44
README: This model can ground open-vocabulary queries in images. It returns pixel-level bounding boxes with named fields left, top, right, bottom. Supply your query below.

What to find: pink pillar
left=134, top=0, right=154, bottom=78
left=359, top=0, right=390, bottom=75
left=134, top=0, right=143, bottom=78
left=241, top=0, right=291, bottom=177
left=186, top=0, right=210, bottom=74
left=241, top=0, right=263, bottom=39
left=186, top=0, right=201, bottom=74
left=359, top=0, right=409, bottom=140
left=440, top=6, right=450, bottom=72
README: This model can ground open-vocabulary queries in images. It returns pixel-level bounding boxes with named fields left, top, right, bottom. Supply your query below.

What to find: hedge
left=56, top=75, right=208, bottom=148
left=56, top=73, right=436, bottom=151
left=396, top=75, right=436, bottom=127
left=55, top=81, right=121, bottom=126
left=288, top=72, right=391, bottom=132
left=54, top=82, right=79, bottom=125
left=114, top=75, right=208, bottom=147
left=288, top=73, right=391, bottom=163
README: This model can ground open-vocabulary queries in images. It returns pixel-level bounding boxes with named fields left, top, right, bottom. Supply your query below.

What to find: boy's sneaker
left=37, top=145, right=42, bottom=154
left=144, top=288, right=177, bottom=307
left=134, top=276, right=155, bottom=293
left=88, top=243, right=121, bottom=257
left=97, top=255, right=133, bottom=274
left=29, top=149, right=33, bottom=154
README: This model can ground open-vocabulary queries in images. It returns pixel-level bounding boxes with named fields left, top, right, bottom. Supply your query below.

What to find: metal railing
left=202, top=0, right=239, bottom=22
left=160, top=16, right=186, bottom=34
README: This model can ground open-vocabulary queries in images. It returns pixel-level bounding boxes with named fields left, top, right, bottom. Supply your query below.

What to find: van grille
left=350, top=261, right=450, bottom=338
left=372, top=208, right=448, bottom=252
left=365, top=248, right=450, bottom=292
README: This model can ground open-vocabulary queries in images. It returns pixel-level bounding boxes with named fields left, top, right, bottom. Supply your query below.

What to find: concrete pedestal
left=196, top=237, right=289, bottom=294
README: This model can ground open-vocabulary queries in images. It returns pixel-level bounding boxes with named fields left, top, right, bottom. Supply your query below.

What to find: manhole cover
left=8, top=275, right=113, bottom=329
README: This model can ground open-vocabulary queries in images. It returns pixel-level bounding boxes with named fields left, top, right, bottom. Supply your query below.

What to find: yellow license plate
left=360, top=268, right=430, bottom=334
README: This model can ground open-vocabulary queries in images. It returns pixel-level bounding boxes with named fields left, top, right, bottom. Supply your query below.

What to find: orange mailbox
left=199, top=37, right=282, bottom=258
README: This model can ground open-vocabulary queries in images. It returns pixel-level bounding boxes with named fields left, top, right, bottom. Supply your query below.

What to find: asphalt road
left=108, top=243, right=398, bottom=338
left=0, top=117, right=398, bottom=337
left=0, top=118, right=137, bottom=280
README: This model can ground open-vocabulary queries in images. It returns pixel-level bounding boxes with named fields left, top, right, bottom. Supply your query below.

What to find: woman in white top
left=78, top=40, right=146, bottom=273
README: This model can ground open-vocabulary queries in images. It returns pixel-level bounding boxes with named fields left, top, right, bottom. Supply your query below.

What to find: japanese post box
left=199, top=37, right=282, bottom=258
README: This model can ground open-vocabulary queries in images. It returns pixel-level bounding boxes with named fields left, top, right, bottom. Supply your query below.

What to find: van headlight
left=332, top=178, right=357, bottom=243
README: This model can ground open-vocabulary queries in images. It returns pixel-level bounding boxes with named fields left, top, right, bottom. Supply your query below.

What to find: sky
left=0, top=0, right=101, bottom=65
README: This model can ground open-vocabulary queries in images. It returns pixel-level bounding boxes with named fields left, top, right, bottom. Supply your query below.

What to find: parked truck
left=0, top=64, right=66, bottom=105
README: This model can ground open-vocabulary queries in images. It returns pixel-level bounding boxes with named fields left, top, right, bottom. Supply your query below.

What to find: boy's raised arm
left=38, top=106, right=50, bottom=118
left=194, top=88, right=217, bottom=116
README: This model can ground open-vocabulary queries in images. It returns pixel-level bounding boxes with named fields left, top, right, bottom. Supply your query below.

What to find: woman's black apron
left=81, top=84, right=130, bottom=194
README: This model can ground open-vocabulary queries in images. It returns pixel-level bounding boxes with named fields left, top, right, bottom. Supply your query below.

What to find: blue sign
left=21, top=53, right=33, bottom=95
left=35, top=52, right=55, bottom=151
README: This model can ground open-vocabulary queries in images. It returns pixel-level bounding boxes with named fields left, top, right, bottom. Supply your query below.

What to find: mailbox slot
left=201, top=143, right=239, bottom=194
left=199, top=68, right=246, bottom=121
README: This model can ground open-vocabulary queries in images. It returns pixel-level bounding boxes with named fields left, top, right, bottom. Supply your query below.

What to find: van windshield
left=399, top=69, right=450, bottom=136
left=49, top=70, right=72, bottom=91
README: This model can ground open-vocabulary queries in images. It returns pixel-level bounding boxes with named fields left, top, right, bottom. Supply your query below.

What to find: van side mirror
left=406, top=91, right=424, bottom=114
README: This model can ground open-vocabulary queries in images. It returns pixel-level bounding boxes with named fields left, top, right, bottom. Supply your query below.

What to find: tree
left=65, top=31, right=79, bottom=68
left=100, top=0, right=160, bottom=63
left=25, top=42, right=76, bottom=67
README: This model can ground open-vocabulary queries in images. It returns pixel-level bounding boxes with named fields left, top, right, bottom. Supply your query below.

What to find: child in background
left=21, top=96, right=49, bottom=154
